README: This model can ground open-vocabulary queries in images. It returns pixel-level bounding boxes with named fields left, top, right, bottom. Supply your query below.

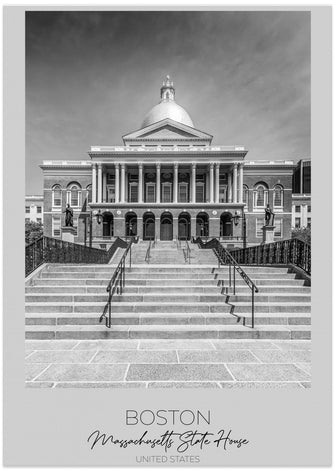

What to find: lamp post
left=86, top=210, right=103, bottom=248
left=232, top=210, right=247, bottom=250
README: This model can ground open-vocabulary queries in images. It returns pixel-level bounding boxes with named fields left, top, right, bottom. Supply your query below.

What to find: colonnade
left=91, top=162, right=244, bottom=204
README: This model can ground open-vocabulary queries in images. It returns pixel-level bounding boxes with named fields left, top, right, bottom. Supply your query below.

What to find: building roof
left=141, top=76, right=194, bottom=128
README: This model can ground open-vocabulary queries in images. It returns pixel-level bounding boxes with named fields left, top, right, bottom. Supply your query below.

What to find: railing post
left=251, top=286, right=255, bottom=329
left=129, top=244, right=132, bottom=269
left=233, top=266, right=236, bottom=295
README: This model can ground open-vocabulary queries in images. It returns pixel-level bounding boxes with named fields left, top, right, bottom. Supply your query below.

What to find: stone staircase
left=131, top=240, right=218, bottom=264
left=25, top=249, right=311, bottom=340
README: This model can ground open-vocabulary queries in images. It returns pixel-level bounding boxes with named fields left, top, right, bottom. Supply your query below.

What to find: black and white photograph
left=24, top=10, right=312, bottom=389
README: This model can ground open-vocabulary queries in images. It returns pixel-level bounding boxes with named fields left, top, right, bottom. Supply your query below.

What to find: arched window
left=273, top=184, right=284, bottom=208
left=52, top=184, right=62, bottom=207
left=253, top=183, right=268, bottom=208
left=243, top=185, right=249, bottom=206
left=67, top=183, right=81, bottom=207
left=86, top=185, right=92, bottom=204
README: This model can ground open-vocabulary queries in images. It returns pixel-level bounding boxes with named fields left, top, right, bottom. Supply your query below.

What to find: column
left=239, top=163, right=244, bottom=203
left=102, top=170, right=107, bottom=202
left=138, top=163, right=143, bottom=203
left=209, top=162, right=214, bottom=203
left=233, top=163, right=238, bottom=203
left=120, top=163, right=126, bottom=203
left=92, top=163, right=97, bottom=203
left=228, top=171, right=232, bottom=203
left=156, top=163, right=161, bottom=203
left=191, top=163, right=196, bottom=203
left=97, top=164, right=102, bottom=203
left=115, top=163, right=120, bottom=203
left=215, top=162, right=220, bottom=203
left=173, top=162, right=179, bottom=203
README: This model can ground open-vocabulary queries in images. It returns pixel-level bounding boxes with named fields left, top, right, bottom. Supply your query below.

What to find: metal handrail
left=183, top=240, right=191, bottom=264
left=230, top=238, right=311, bottom=276
left=99, top=237, right=135, bottom=328
left=145, top=240, right=152, bottom=263
left=195, top=237, right=258, bottom=328
left=25, top=235, right=109, bottom=277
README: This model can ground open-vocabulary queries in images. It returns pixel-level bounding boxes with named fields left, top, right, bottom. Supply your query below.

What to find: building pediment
left=123, top=118, right=213, bottom=145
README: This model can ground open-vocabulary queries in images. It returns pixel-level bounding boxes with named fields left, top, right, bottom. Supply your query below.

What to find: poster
left=3, top=5, right=332, bottom=466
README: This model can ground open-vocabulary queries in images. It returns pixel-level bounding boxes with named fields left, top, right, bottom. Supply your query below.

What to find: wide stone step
left=25, top=302, right=311, bottom=314
left=25, top=292, right=311, bottom=304
left=45, top=265, right=291, bottom=273
left=25, top=312, right=311, bottom=326
left=25, top=285, right=311, bottom=295
left=29, top=278, right=307, bottom=287
left=39, top=272, right=297, bottom=280
left=25, top=324, right=311, bottom=340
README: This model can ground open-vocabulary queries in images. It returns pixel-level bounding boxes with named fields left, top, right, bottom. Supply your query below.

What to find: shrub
left=291, top=226, right=311, bottom=245
left=25, top=220, right=43, bottom=245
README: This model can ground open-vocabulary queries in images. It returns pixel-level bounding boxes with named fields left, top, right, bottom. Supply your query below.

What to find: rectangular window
left=52, top=216, right=61, bottom=237
left=307, top=205, right=311, bottom=212
left=254, top=187, right=268, bottom=208
left=53, top=189, right=62, bottom=207
left=107, top=186, right=115, bottom=203
left=196, top=182, right=205, bottom=203
left=146, top=183, right=156, bottom=203
left=71, top=191, right=80, bottom=207
left=256, top=219, right=263, bottom=237
left=295, top=218, right=301, bottom=228
left=274, top=219, right=283, bottom=237
left=307, top=218, right=311, bottom=228
left=37, top=206, right=42, bottom=213
left=219, top=185, right=227, bottom=203
left=273, top=187, right=283, bottom=207
left=162, top=183, right=172, bottom=203
left=37, top=218, right=42, bottom=223
left=295, top=205, right=301, bottom=213
left=25, top=206, right=30, bottom=213
left=178, top=183, right=188, bottom=203
left=129, top=183, right=138, bottom=203
left=25, top=217, right=29, bottom=221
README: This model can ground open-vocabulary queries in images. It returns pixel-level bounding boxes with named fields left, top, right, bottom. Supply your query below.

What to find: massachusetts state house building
left=41, top=76, right=295, bottom=247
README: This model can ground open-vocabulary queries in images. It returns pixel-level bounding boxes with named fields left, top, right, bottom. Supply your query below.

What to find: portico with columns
left=87, top=76, right=247, bottom=242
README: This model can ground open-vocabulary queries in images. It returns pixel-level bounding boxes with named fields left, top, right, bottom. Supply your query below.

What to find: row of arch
left=102, top=211, right=234, bottom=240
left=52, top=183, right=92, bottom=207
left=244, top=183, right=284, bottom=208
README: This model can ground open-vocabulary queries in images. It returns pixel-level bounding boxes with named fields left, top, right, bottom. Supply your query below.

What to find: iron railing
left=144, top=237, right=156, bottom=263
left=25, top=236, right=109, bottom=277
left=230, top=238, right=311, bottom=276
left=183, top=240, right=191, bottom=264
left=99, top=238, right=135, bottom=328
left=145, top=240, right=152, bottom=263
left=194, top=237, right=258, bottom=328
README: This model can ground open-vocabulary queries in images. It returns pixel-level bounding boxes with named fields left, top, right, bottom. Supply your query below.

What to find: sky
left=26, top=10, right=310, bottom=195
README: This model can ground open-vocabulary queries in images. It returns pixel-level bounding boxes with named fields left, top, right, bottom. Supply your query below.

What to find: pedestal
left=62, top=226, right=76, bottom=244
left=262, top=225, right=275, bottom=244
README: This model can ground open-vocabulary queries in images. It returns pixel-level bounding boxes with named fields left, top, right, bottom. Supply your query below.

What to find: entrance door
left=160, top=215, right=173, bottom=240
left=102, top=214, right=113, bottom=237
left=178, top=215, right=190, bottom=240
left=144, top=217, right=155, bottom=240
left=220, top=213, right=233, bottom=237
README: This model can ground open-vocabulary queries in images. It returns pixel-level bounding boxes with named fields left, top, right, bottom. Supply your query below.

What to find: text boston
left=126, top=410, right=210, bottom=426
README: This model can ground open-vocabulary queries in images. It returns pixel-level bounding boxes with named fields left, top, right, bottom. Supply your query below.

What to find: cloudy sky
left=26, top=10, right=310, bottom=194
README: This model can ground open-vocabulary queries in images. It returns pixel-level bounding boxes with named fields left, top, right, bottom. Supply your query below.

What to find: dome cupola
left=141, top=76, right=194, bottom=128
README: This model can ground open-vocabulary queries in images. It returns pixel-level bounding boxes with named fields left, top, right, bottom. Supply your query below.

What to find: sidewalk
left=25, top=339, right=311, bottom=388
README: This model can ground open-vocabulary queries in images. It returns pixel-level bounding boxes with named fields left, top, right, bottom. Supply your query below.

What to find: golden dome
left=141, top=76, right=194, bottom=128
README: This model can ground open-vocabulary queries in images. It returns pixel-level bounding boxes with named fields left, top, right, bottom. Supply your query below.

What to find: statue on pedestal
left=64, top=204, right=73, bottom=227
left=265, top=204, right=275, bottom=226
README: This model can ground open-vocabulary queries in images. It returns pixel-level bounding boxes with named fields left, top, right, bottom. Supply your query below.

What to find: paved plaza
left=26, top=339, right=311, bottom=389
